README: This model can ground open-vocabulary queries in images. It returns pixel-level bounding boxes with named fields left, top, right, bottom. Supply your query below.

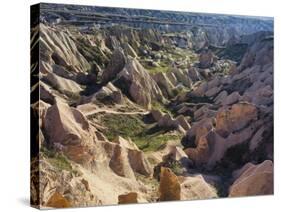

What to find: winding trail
left=77, top=103, right=150, bottom=116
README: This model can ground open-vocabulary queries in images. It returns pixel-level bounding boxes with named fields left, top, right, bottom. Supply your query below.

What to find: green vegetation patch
left=134, top=134, right=182, bottom=152
left=96, top=113, right=181, bottom=152
left=151, top=101, right=175, bottom=116
left=100, top=113, right=146, bottom=141
left=41, top=147, right=72, bottom=172
left=141, top=60, right=171, bottom=74
left=146, top=64, right=171, bottom=74
left=140, top=45, right=198, bottom=75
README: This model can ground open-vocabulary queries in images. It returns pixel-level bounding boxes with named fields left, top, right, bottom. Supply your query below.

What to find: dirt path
left=77, top=103, right=149, bottom=116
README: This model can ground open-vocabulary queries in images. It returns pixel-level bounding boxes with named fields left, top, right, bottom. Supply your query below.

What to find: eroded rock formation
left=32, top=4, right=273, bottom=208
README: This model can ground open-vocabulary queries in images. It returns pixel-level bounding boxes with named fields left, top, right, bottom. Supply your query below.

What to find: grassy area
left=134, top=134, right=182, bottom=152
left=41, top=147, right=72, bottom=172
left=100, top=113, right=146, bottom=141
left=146, top=64, right=171, bottom=74
left=151, top=101, right=175, bottom=115
left=141, top=60, right=171, bottom=74
left=99, top=113, right=181, bottom=152
left=139, top=46, right=198, bottom=75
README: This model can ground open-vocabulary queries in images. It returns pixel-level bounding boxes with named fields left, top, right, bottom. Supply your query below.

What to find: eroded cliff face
left=31, top=4, right=273, bottom=208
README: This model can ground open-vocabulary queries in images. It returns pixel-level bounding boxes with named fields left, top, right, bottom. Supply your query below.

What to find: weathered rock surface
left=182, top=36, right=273, bottom=170
left=44, top=101, right=95, bottom=164
left=101, top=49, right=126, bottom=84
left=158, top=114, right=178, bottom=130
left=148, top=143, right=190, bottom=167
left=229, top=160, right=273, bottom=197
left=199, top=49, right=215, bottom=68
left=157, top=113, right=190, bottom=132
left=82, top=82, right=124, bottom=105
left=175, top=115, right=191, bottom=131
left=123, top=43, right=138, bottom=58
left=114, top=58, right=165, bottom=109
left=46, top=192, right=72, bottom=208
left=40, top=24, right=90, bottom=73
left=118, top=192, right=138, bottom=204
left=39, top=160, right=101, bottom=208
left=179, top=175, right=218, bottom=200
left=216, top=103, right=258, bottom=137
left=150, top=109, right=165, bottom=122
left=42, top=72, right=82, bottom=95
left=221, top=91, right=240, bottom=105
left=172, top=69, right=193, bottom=87
left=159, top=167, right=181, bottom=201
left=153, top=72, right=175, bottom=98
left=39, top=82, right=56, bottom=105
left=184, top=102, right=260, bottom=167
left=110, top=136, right=153, bottom=177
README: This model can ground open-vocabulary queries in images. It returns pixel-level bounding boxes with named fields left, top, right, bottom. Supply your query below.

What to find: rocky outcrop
left=239, top=35, right=273, bottom=71
left=101, top=49, right=126, bottom=84
left=109, top=136, right=153, bottom=177
left=44, top=100, right=95, bottom=164
left=42, top=72, right=82, bottom=96
left=158, top=114, right=178, bottom=130
left=214, top=90, right=228, bottom=104
left=199, top=49, right=215, bottom=68
left=118, top=192, right=138, bottom=204
left=82, top=82, right=124, bottom=105
left=44, top=101, right=152, bottom=175
left=183, top=102, right=260, bottom=167
left=175, top=115, right=191, bottom=131
left=229, top=160, right=273, bottom=197
left=38, top=100, right=50, bottom=129
left=152, top=144, right=191, bottom=180
left=150, top=109, right=165, bottom=122
left=172, top=69, right=193, bottom=87
left=179, top=175, right=218, bottom=200
left=221, top=91, right=240, bottom=105
left=191, top=76, right=221, bottom=97
left=187, top=67, right=202, bottom=82
left=44, top=101, right=91, bottom=147
left=46, top=192, right=72, bottom=208
left=39, top=82, right=56, bottom=105
left=114, top=58, right=165, bottom=109
left=159, top=167, right=181, bottom=201
left=216, top=102, right=258, bottom=137
left=193, top=104, right=216, bottom=121
left=153, top=72, right=175, bottom=98
left=157, top=113, right=190, bottom=132
left=40, top=24, right=90, bottom=73
left=148, top=143, right=190, bottom=168
left=42, top=102, right=153, bottom=206
left=39, top=160, right=101, bottom=208
left=123, top=43, right=138, bottom=58
left=183, top=36, right=273, bottom=170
